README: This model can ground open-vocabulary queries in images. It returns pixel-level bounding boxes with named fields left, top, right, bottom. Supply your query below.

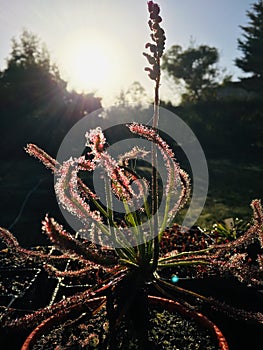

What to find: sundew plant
left=25, top=0, right=192, bottom=274
left=1, top=2, right=263, bottom=349
left=34, top=0, right=192, bottom=277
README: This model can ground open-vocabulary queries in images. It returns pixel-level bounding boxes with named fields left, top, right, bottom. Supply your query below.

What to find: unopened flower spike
left=144, top=1, right=166, bottom=81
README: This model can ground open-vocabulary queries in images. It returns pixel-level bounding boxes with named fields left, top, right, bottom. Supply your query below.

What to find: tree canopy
left=162, top=44, right=220, bottom=102
left=235, top=0, right=263, bottom=92
left=0, top=30, right=67, bottom=115
left=7, top=30, right=58, bottom=74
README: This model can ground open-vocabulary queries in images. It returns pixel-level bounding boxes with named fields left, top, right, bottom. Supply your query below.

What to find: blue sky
left=0, top=0, right=254, bottom=104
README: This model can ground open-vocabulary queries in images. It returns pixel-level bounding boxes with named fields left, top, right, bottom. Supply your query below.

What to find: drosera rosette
left=24, top=117, right=192, bottom=270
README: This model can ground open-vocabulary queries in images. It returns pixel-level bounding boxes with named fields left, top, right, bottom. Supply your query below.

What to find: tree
left=235, top=0, right=263, bottom=92
left=0, top=30, right=102, bottom=158
left=102, top=82, right=150, bottom=127
left=162, top=44, right=220, bottom=102
left=0, top=29, right=67, bottom=109
left=8, top=29, right=53, bottom=72
left=114, top=81, right=149, bottom=108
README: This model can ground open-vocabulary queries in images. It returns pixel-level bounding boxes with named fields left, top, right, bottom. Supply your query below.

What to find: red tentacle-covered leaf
left=25, top=144, right=59, bottom=172
left=43, top=262, right=111, bottom=278
left=5, top=273, right=125, bottom=330
left=42, top=216, right=118, bottom=266
left=168, top=169, right=191, bottom=222
left=251, top=199, right=263, bottom=248
left=86, top=127, right=107, bottom=155
left=128, top=123, right=174, bottom=158
left=5, top=289, right=100, bottom=330
left=208, top=296, right=263, bottom=325
left=86, top=127, right=137, bottom=202
left=251, top=199, right=263, bottom=226
left=0, top=228, right=80, bottom=265
left=55, top=158, right=102, bottom=224
left=212, top=224, right=260, bottom=252
left=0, top=227, right=21, bottom=251
left=128, top=123, right=190, bottom=215
left=87, top=127, right=149, bottom=204
left=205, top=201, right=263, bottom=287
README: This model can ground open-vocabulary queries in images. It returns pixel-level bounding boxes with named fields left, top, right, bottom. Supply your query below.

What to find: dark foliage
left=162, top=95, right=263, bottom=156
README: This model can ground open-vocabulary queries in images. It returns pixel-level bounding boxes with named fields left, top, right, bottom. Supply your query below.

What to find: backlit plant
left=0, top=2, right=263, bottom=349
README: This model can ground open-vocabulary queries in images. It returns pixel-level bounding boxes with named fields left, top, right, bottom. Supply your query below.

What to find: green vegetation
left=197, top=158, right=263, bottom=227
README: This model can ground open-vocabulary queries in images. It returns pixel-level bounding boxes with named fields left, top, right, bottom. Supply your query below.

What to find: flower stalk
left=144, top=1, right=166, bottom=271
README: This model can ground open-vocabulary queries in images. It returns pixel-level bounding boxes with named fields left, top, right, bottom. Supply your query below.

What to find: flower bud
left=144, top=1, right=166, bottom=82
left=148, top=19, right=153, bottom=30
left=152, top=4, right=160, bottom=16
left=143, top=52, right=156, bottom=65
left=145, top=42, right=157, bottom=53
left=147, top=1, right=154, bottom=12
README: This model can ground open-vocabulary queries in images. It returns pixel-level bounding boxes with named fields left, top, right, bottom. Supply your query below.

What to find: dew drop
left=171, top=275, right=179, bottom=283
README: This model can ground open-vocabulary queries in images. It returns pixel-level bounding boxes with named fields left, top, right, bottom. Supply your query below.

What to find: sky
left=0, top=0, right=254, bottom=106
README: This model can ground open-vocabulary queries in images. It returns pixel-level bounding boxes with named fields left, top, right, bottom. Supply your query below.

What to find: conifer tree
left=236, top=0, right=263, bottom=91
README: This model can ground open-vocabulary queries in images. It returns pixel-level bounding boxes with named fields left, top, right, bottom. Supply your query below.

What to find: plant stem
left=153, top=62, right=160, bottom=129
left=152, top=64, right=160, bottom=272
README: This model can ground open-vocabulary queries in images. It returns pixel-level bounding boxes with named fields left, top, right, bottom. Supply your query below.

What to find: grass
left=0, top=153, right=262, bottom=246
left=197, top=157, right=263, bottom=227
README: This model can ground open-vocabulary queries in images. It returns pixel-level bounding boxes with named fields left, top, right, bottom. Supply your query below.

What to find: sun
left=61, top=36, right=123, bottom=97
left=70, top=44, right=112, bottom=90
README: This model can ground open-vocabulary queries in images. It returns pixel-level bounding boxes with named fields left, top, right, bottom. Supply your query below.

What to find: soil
left=31, top=305, right=220, bottom=350
left=0, top=229, right=262, bottom=350
left=0, top=268, right=40, bottom=296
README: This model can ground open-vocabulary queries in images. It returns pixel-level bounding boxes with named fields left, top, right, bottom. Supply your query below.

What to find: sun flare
left=70, top=45, right=111, bottom=89
left=61, top=36, right=123, bottom=96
